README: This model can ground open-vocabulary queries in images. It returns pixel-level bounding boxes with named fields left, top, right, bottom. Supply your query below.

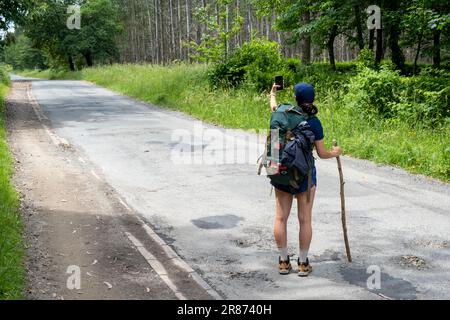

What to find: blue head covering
left=294, top=83, right=315, bottom=104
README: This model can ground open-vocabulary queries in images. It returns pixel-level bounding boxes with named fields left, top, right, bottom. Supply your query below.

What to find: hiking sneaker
left=278, top=256, right=292, bottom=275
left=298, top=258, right=312, bottom=277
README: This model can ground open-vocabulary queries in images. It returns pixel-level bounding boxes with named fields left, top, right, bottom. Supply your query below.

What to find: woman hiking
left=269, top=82, right=342, bottom=276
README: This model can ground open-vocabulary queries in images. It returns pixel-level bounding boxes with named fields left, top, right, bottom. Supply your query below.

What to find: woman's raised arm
left=270, top=83, right=280, bottom=112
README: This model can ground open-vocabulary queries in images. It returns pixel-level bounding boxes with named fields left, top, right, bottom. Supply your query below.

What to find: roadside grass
left=319, top=91, right=450, bottom=180
left=19, top=65, right=450, bottom=182
left=0, top=74, right=24, bottom=300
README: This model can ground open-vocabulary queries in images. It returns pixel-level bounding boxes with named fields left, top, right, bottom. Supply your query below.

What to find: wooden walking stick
left=333, top=139, right=352, bottom=263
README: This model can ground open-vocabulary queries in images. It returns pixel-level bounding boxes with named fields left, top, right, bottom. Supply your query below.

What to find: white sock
left=279, top=247, right=289, bottom=261
left=299, top=249, right=309, bottom=263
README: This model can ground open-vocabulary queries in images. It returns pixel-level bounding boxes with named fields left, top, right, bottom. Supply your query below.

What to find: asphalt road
left=13, top=75, right=450, bottom=299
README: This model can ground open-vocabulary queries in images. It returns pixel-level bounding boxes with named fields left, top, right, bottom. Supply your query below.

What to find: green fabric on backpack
left=262, top=103, right=311, bottom=187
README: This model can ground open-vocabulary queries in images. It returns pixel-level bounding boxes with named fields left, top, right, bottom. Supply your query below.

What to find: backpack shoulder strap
left=285, top=105, right=309, bottom=130
left=286, top=105, right=308, bottom=117
left=275, top=103, right=294, bottom=113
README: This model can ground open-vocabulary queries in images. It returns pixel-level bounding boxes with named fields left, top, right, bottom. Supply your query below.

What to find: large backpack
left=258, top=103, right=316, bottom=194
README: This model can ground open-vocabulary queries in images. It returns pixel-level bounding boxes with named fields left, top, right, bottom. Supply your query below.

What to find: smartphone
left=274, top=75, right=284, bottom=90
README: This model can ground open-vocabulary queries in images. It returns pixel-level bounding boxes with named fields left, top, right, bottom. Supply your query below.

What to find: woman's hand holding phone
left=270, top=83, right=279, bottom=111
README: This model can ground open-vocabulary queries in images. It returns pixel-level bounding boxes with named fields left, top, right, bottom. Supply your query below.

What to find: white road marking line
left=27, top=85, right=49, bottom=121
left=27, top=85, right=69, bottom=148
left=141, top=224, right=192, bottom=271
left=90, top=170, right=101, bottom=181
left=117, top=197, right=131, bottom=211
left=78, top=157, right=86, bottom=163
left=121, top=201, right=222, bottom=299
left=124, top=232, right=187, bottom=300
left=42, top=124, right=61, bottom=146
left=138, top=218, right=222, bottom=300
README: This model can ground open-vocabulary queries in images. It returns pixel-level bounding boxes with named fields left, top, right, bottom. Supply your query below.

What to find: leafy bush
left=0, top=65, right=10, bottom=85
left=335, top=61, right=357, bottom=73
left=355, top=48, right=376, bottom=70
left=344, top=66, right=402, bottom=118
left=286, top=58, right=301, bottom=73
left=4, top=35, right=47, bottom=70
left=398, top=71, right=450, bottom=125
left=344, top=65, right=450, bottom=127
left=208, top=39, right=287, bottom=91
left=296, top=63, right=354, bottom=98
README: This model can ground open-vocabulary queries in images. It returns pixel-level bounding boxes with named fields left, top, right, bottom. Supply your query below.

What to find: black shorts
left=270, top=167, right=317, bottom=195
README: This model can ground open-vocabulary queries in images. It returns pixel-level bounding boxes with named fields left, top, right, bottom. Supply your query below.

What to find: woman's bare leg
left=274, top=188, right=294, bottom=256
left=296, top=187, right=316, bottom=258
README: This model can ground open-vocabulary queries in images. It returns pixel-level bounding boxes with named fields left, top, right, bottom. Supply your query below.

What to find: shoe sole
left=298, top=268, right=312, bottom=277
left=278, top=268, right=292, bottom=275
left=279, top=269, right=292, bottom=275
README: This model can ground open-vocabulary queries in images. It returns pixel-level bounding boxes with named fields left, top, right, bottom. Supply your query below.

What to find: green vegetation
left=0, top=65, right=24, bottom=300
left=21, top=59, right=450, bottom=182
left=5, top=0, right=450, bottom=182
left=208, top=39, right=290, bottom=91
left=0, top=0, right=448, bottom=301
left=1, top=0, right=121, bottom=71
left=3, top=35, right=46, bottom=70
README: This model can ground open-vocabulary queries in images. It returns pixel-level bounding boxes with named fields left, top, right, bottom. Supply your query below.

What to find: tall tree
left=384, top=0, right=406, bottom=71
left=374, top=0, right=383, bottom=65
left=24, top=0, right=121, bottom=69
left=0, top=0, right=30, bottom=30
left=427, top=1, right=450, bottom=68
left=301, top=10, right=311, bottom=65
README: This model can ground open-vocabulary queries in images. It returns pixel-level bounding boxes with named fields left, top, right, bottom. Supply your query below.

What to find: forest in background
left=1, top=0, right=450, bottom=71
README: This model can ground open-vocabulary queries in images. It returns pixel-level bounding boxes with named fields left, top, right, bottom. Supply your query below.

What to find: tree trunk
left=158, top=0, right=165, bottom=64
left=177, top=0, right=183, bottom=61
left=68, top=55, right=75, bottom=71
left=225, top=3, right=229, bottom=59
left=169, top=0, right=176, bottom=62
left=354, top=5, right=365, bottom=51
left=236, top=0, right=242, bottom=47
left=84, top=51, right=93, bottom=67
left=386, top=0, right=405, bottom=71
left=369, top=29, right=374, bottom=50
left=413, top=33, right=423, bottom=75
left=375, top=28, right=383, bottom=65
left=433, top=29, right=441, bottom=68
left=145, top=0, right=153, bottom=63
left=247, top=3, right=253, bottom=38
left=154, top=0, right=160, bottom=64
left=375, top=0, right=383, bottom=65
left=301, top=11, right=311, bottom=65
left=185, top=0, right=191, bottom=62
left=327, top=25, right=338, bottom=70
left=388, top=27, right=404, bottom=71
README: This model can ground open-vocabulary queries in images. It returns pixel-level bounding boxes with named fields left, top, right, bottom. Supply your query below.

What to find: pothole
left=414, top=240, right=449, bottom=249
left=235, top=239, right=252, bottom=248
left=397, top=255, right=428, bottom=270
left=227, top=270, right=272, bottom=284
left=313, top=249, right=343, bottom=262
left=191, top=214, right=244, bottom=230
left=59, top=142, right=71, bottom=149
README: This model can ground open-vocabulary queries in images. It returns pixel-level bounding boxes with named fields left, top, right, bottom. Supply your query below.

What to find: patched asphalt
left=14, top=75, right=450, bottom=300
